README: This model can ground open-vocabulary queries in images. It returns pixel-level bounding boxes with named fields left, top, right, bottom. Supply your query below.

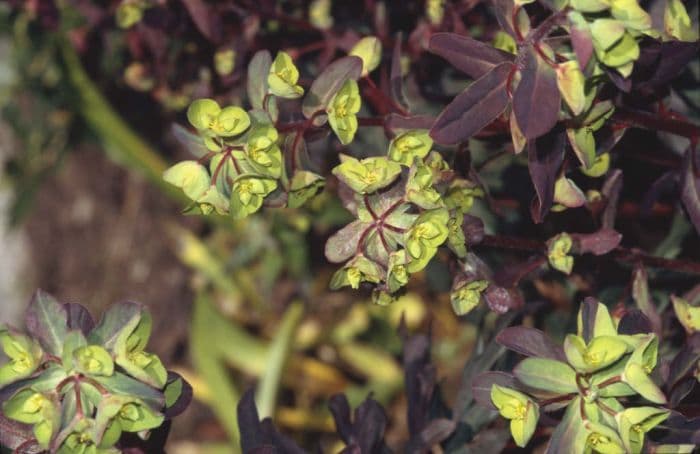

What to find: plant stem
left=477, top=234, right=700, bottom=275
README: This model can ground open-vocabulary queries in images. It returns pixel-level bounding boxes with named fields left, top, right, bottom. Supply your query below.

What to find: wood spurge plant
left=0, top=291, right=191, bottom=453
left=1, top=0, right=699, bottom=451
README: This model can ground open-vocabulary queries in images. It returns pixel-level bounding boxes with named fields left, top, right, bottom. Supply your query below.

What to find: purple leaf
left=527, top=128, right=566, bottom=223
left=654, top=411, right=700, bottom=445
left=428, top=33, right=514, bottom=79
left=680, top=147, right=700, bottom=235
left=496, top=327, right=566, bottom=361
left=513, top=48, right=561, bottom=139
left=391, top=32, right=409, bottom=110
left=430, top=63, right=512, bottom=145
left=324, top=220, right=371, bottom=263
left=639, top=40, right=700, bottom=90
left=601, top=169, right=623, bottom=229
left=180, top=0, right=222, bottom=43
left=237, top=388, right=305, bottom=454
left=571, top=229, right=622, bottom=255
left=617, top=310, right=653, bottom=335
left=64, top=303, right=95, bottom=335
left=579, top=297, right=599, bottom=343
left=630, top=265, right=662, bottom=335
left=163, top=371, right=193, bottom=419
left=302, top=56, right=363, bottom=118
left=329, top=394, right=390, bottom=454
left=472, top=372, right=519, bottom=410
left=570, top=21, right=593, bottom=70
left=667, top=335, right=700, bottom=393
left=24, top=289, right=68, bottom=356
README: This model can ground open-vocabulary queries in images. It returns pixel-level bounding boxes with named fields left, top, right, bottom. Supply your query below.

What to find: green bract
left=387, top=130, right=433, bottom=165
left=327, top=79, right=361, bottom=145
left=246, top=125, right=282, bottom=178
left=556, top=60, right=586, bottom=116
left=115, top=2, right=145, bottom=29
left=309, top=0, right=333, bottom=29
left=664, top=0, right=698, bottom=41
left=268, top=51, right=304, bottom=99
left=490, top=385, right=539, bottom=448
left=349, top=36, right=382, bottom=76
left=3, top=388, right=59, bottom=448
left=616, top=407, right=669, bottom=453
left=405, top=162, right=442, bottom=209
left=163, top=161, right=211, bottom=202
left=547, top=232, right=574, bottom=274
left=0, top=329, right=43, bottom=386
left=584, top=421, right=625, bottom=454
left=564, top=334, right=627, bottom=373
left=187, top=99, right=251, bottom=150
left=444, top=180, right=483, bottom=214
left=0, top=291, right=188, bottom=451
left=288, top=171, right=325, bottom=208
left=671, top=295, right=700, bottom=334
left=450, top=280, right=488, bottom=315
left=332, top=155, right=401, bottom=194
left=330, top=256, right=383, bottom=290
left=386, top=251, right=410, bottom=293
left=405, top=208, right=449, bottom=273
left=230, top=175, right=277, bottom=219
left=73, top=345, right=114, bottom=377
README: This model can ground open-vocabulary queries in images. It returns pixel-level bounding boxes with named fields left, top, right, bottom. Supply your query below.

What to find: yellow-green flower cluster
left=0, top=292, right=183, bottom=452
left=485, top=301, right=671, bottom=453
left=327, top=131, right=482, bottom=303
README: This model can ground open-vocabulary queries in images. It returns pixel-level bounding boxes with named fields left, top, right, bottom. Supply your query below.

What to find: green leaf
left=671, top=295, right=700, bottom=334
left=268, top=51, right=304, bottom=99
left=591, top=19, right=626, bottom=50
left=514, top=358, right=578, bottom=394
left=349, top=36, right=382, bottom=76
left=664, top=0, right=699, bottom=41
left=610, top=0, right=651, bottom=31
left=556, top=61, right=586, bottom=115
left=93, top=372, right=165, bottom=409
left=545, top=397, right=588, bottom=453
left=571, top=0, right=610, bottom=12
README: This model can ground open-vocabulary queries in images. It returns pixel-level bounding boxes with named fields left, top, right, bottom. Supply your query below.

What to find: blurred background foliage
left=0, top=1, right=698, bottom=452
